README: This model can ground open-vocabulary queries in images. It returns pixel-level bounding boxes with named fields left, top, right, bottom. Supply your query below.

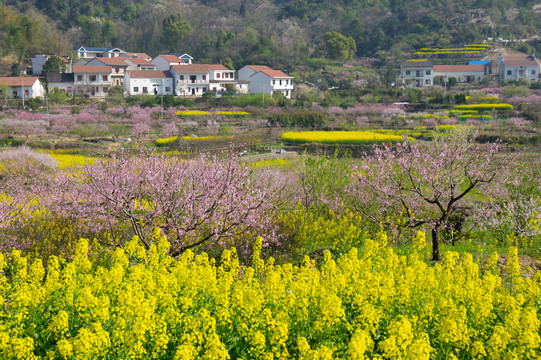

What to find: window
left=115, top=67, right=120, bottom=73
left=280, top=80, right=282, bottom=85
left=425, top=79, right=430, bottom=84
left=285, top=90, right=289, bottom=96
left=519, top=70, right=525, bottom=76
left=202, top=75, right=206, bottom=80
left=426, top=70, right=431, bottom=75
left=532, top=70, right=537, bottom=75
left=216, top=73, right=221, bottom=78
left=416, top=70, right=421, bottom=77
left=103, top=75, right=108, bottom=81
left=143, top=87, right=148, bottom=93
left=507, top=70, right=512, bottom=75
left=165, top=87, right=171, bottom=92
left=230, top=72, right=234, bottom=78
left=203, top=87, right=207, bottom=92
left=405, top=70, right=410, bottom=76
left=103, top=87, right=109, bottom=93
left=90, top=75, right=97, bottom=82
left=272, top=80, right=276, bottom=85
left=285, top=80, right=289, bottom=85
left=77, top=75, right=83, bottom=81
left=224, top=73, right=229, bottom=79
left=133, top=87, right=139, bottom=92
left=179, top=75, right=184, bottom=80
left=25, top=90, right=29, bottom=96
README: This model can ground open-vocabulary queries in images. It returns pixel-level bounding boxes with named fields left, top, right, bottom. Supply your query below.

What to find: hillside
left=0, top=0, right=540, bottom=72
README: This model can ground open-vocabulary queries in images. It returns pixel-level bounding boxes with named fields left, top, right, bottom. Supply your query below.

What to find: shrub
left=267, top=112, right=328, bottom=129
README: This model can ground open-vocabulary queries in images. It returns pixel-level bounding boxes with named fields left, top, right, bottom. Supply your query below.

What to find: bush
left=267, top=111, right=328, bottom=129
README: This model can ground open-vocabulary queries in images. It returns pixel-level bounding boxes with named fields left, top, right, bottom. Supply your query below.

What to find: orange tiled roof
left=73, top=66, right=113, bottom=73
left=171, top=64, right=212, bottom=73
left=0, top=77, right=40, bottom=86
left=94, top=57, right=130, bottom=66
left=433, top=65, right=485, bottom=72
left=125, top=52, right=152, bottom=60
left=127, top=70, right=171, bottom=78
left=158, top=55, right=185, bottom=63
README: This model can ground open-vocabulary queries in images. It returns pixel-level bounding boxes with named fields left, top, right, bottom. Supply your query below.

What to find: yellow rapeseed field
left=0, top=233, right=539, bottom=359
left=281, top=131, right=411, bottom=145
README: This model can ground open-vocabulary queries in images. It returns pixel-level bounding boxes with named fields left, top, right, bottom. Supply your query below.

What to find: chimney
left=530, top=53, right=536, bottom=61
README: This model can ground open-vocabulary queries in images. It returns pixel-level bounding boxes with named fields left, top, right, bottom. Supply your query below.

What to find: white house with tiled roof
left=237, top=65, right=294, bottom=99
left=170, top=64, right=235, bottom=96
left=151, top=55, right=187, bottom=71
left=498, top=54, right=540, bottom=82
left=0, top=77, right=45, bottom=98
left=399, top=61, right=433, bottom=87
left=433, top=64, right=485, bottom=83
left=73, top=66, right=113, bottom=97
left=123, top=70, right=173, bottom=96
left=86, top=57, right=130, bottom=87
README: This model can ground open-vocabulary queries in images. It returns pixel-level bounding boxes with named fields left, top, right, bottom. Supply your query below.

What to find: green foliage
left=106, top=86, right=125, bottom=104
left=42, top=56, right=66, bottom=74
left=502, top=86, right=532, bottom=99
left=47, top=87, right=69, bottom=104
left=321, top=31, right=357, bottom=61
left=267, top=112, right=328, bottom=129
left=160, top=14, right=193, bottom=52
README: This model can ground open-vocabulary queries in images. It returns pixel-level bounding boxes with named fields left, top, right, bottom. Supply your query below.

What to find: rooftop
left=0, top=77, right=40, bottom=86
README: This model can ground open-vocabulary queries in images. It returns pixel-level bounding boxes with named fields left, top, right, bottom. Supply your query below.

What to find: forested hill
left=1, top=0, right=540, bottom=69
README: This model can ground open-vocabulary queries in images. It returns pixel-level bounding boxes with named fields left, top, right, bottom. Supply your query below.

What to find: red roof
left=245, top=65, right=292, bottom=78
left=433, top=65, right=485, bottom=73
left=502, top=59, right=539, bottom=66
left=158, top=55, right=185, bottom=63
left=207, top=64, right=230, bottom=70
left=246, top=65, right=273, bottom=71
left=94, top=57, right=130, bottom=66
left=171, top=64, right=211, bottom=73
left=127, top=70, right=171, bottom=78
left=125, top=52, right=152, bottom=60
left=126, top=58, right=154, bottom=65
left=73, top=66, right=113, bottom=73
left=0, top=77, right=40, bottom=87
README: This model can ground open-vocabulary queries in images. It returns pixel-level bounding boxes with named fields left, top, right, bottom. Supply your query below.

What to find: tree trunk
left=432, top=228, right=440, bottom=262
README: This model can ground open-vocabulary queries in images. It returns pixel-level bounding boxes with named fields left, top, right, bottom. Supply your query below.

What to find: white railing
left=176, top=79, right=209, bottom=85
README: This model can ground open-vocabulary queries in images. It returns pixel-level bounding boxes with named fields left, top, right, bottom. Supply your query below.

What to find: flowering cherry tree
left=57, top=150, right=289, bottom=256
left=346, top=128, right=512, bottom=261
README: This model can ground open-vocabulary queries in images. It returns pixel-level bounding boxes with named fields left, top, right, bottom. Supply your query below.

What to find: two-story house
left=151, top=55, right=187, bottom=71
left=73, top=66, right=113, bottom=97
left=498, top=54, right=539, bottom=82
left=0, top=77, right=45, bottom=99
left=168, top=53, right=193, bottom=64
left=123, top=70, right=174, bottom=96
left=237, top=65, right=294, bottom=99
left=399, top=61, right=434, bottom=87
left=86, top=57, right=130, bottom=87
left=73, top=46, right=126, bottom=59
left=433, top=65, right=485, bottom=83
left=170, top=64, right=235, bottom=96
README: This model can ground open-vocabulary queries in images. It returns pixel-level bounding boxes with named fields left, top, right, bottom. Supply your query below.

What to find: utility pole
left=21, top=79, right=25, bottom=109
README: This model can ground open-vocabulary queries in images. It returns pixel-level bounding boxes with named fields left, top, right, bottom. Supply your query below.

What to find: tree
left=321, top=31, right=357, bottom=61
left=160, top=14, right=193, bottom=52
left=42, top=56, right=67, bottom=74
left=344, top=127, right=512, bottom=261
left=53, top=150, right=288, bottom=256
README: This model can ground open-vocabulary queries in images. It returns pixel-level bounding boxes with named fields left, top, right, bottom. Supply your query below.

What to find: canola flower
left=0, top=234, right=539, bottom=359
left=47, top=151, right=94, bottom=169
left=453, top=103, right=514, bottom=111
left=176, top=111, right=251, bottom=116
left=281, top=131, right=412, bottom=145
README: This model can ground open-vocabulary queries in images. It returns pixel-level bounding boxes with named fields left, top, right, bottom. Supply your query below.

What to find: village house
left=468, top=60, right=492, bottom=74
left=399, top=61, right=434, bottom=87
left=120, top=52, right=153, bottom=62
left=170, top=64, right=235, bottom=96
left=433, top=64, right=485, bottom=83
left=124, top=58, right=156, bottom=71
left=73, top=66, right=113, bottom=97
left=123, top=70, right=173, bottom=96
left=168, top=53, right=193, bottom=64
left=498, top=54, right=540, bottom=82
left=31, top=54, right=72, bottom=75
left=0, top=77, right=45, bottom=99
left=46, top=73, right=75, bottom=94
left=86, top=57, right=130, bottom=87
left=73, top=46, right=126, bottom=59
left=237, top=65, right=294, bottom=99
left=151, top=55, right=187, bottom=71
